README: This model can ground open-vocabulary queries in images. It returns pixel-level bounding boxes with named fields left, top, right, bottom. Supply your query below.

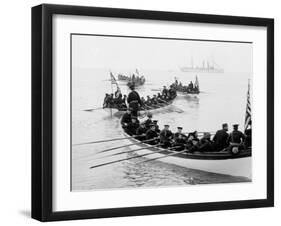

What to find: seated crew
left=157, top=93, right=164, bottom=102
left=152, top=94, right=158, bottom=105
left=126, top=116, right=140, bottom=136
left=174, top=127, right=187, bottom=151
left=162, top=86, right=168, bottom=97
left=199, top=132, right=213, bottom=152
left=140, top=97, right=146, bottom=108
left=160, top=125, right=173, bottom=148
left=146, top=95, right=152, bottom=106
left=244, top=122, right=252, bottom=148
left=188, top=81, right=194, bottom=90
left=136, top=123, right=147, bottom=140
left=143, top=112, right=153, bottom=129
left=212, top=123, right=229, bottom=151
left=227, top=124, right=246, bottom=152
left=186, top=137, right=200, bottom=153
left=227, top=124, right=245, bottom=144
left=186, top=131, right=198, bottom=141
left=153, top=120, right=160, bottom=133
left=103, top=93, right=110, bottom=108
left=107, top=94, right=114, bottom=108
left=121, top=108, right=132, bottom=128
left=145, top=124, right=159, bottom=145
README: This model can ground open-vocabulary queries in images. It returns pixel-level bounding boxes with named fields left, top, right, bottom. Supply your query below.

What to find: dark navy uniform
left=125, top=121, right=140, bottom=136
left=121, top=112, right=131, bottom=128
left=160, top=128, right=173, bottom=148
left=174, top=132, right=187, bottom=151
left=136, top=125, right=147, bottom=140
left=213, top=129, right=229, bottom=151
left=127, top=90, right=142, bottom=116
left=145, top=129, right=159, bottom=145
left=228, top=130, right=245, bottom=144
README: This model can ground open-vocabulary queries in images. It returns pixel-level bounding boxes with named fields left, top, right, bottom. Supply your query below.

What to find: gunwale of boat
left=122, top=130, right=252, bottom=179
left=107, top=95, right=176, bottom=114
left=123, top=131, right=251, bottom=160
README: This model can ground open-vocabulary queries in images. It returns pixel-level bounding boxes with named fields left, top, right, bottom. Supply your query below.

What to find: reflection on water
left=72, top=68, right=251, bottom=191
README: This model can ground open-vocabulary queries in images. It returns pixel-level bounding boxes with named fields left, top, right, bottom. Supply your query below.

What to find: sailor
left=103, top=93, right=110, bottom=108
left=120, top=108, right=132, bottom=129
left=141, top=97, right=146, bottom=107
left=186, top=131, right=198, bottom=141
left=107, top=94, right=114, bottom=107
left=187, top=138, right=200, bottom=153
left=127, top=84, right=142, bottom=116
left=199, top=132, right=213, bottom=152
left=143, top=112, right=153, bottom=129
left=136, top=123, right=147, bottom=140
left=153, top=120, right=160, bottom=133
left=228, top=124, right=245, bottom=144
left=227, top=124, right=246, bottom=153
left=162, top=86, right=168, bottom=97
left=151, top=94, right=158, bottom=105
left=145, top=124, right=159, bottom=145
left=160, top=125, right=174, bottom=148
left=212, top=123, right=229, bottom=151
left=157, top=93, right=164, bottom=102
left=146, top=95, right=152, bottom=106
left=188, top=81, right=194, bottom=90
left=125, top=116, right=140, bottom=136
left=174, top=127, right=187, bottom=151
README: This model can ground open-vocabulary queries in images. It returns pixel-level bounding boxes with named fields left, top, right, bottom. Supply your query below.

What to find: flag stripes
left=244, top=80, right=251, bottom=131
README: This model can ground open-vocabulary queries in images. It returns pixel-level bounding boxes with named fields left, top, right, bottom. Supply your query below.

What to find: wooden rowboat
left=105, top=95, right=177, bottom=117
left=122, top=130, right=252, bottom=179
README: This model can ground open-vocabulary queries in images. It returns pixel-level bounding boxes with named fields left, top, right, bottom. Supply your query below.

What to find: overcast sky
left=72, top=34, right=252, bottom=73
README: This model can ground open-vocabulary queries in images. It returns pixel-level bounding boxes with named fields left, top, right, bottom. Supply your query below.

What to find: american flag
left=244, top=80, right=251, bottom=131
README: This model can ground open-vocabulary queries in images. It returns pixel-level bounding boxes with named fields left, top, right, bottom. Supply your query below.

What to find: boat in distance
left=180, top=58, right=224, bottom=73
left=122, top=129, right=252, bottom=179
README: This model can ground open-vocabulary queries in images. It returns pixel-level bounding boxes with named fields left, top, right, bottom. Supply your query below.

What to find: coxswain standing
left=121, top=108, right=132, bottom=129
left=160, top=125, right=173, bottom=148
left=174, top=127, right=187, bottom=151
left=127, top=84, right=142, bottom=117
left=212, top=123, right=229, bottom=151
left=145, top=124, right=159, bottom=145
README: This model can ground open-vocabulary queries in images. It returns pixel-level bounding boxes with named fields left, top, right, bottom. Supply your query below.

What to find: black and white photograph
left=71, top=34, right=252, bottom=191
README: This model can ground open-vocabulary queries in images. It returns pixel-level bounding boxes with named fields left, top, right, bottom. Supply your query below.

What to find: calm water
left=72, top=68, right=251, bottom=191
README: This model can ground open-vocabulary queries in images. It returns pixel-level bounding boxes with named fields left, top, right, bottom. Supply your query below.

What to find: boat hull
left=123, top=132, right=252, bottom=179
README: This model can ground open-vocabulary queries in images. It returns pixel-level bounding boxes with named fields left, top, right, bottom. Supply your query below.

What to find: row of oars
left=74, top=131, right=213, bottom=169
left=83, top=97, right=183, bottom=113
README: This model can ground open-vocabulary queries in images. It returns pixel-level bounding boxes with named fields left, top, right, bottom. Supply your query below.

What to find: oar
left=83, top=107, right=104, bottom=112
left=94, top=137, right=157, bottom=154
left=95, top=143, right=161, bottom=160
left=90, top=145, right=173, bottom=169
left=137, top=147, right=186, bottom=164
left=159, top=99, right=184, bottom=113
left=73, top=135, right=143, bottom=146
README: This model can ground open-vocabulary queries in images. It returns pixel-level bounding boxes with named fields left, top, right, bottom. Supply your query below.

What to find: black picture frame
left=32, top=4, right=274, bottom=222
